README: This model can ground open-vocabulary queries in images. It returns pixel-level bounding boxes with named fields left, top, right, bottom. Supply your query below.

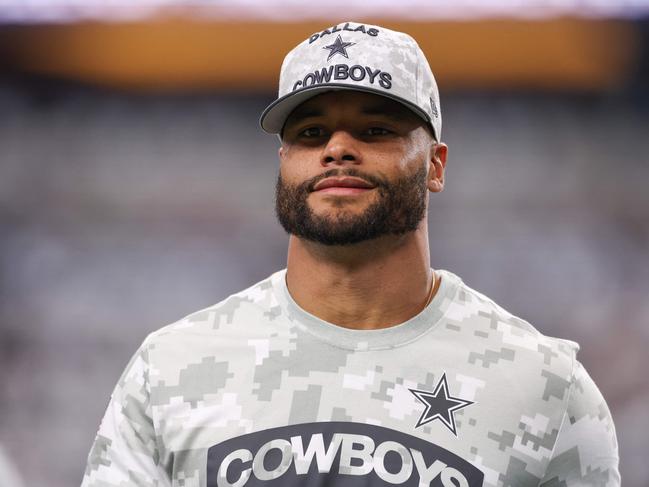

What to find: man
left=82, top=21, right=620, bottom=487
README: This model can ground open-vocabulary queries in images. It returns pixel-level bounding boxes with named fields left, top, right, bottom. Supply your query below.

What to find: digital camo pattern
left=82, top=269, right=619, bottom=487
left=260, top=21, right=442, bottom=141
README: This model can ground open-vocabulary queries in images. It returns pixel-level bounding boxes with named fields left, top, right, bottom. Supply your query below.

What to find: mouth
left=312, top=176, right=376, bottom=195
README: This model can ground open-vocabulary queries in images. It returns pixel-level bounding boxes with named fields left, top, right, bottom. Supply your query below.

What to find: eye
left=365, top=126, right=391, bottom=136
left=299, top=126, right=325, bottom=138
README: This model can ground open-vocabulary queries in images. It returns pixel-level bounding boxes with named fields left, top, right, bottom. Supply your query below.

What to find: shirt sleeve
left=540, top=359, right=620, bottom=486
left=81, top=340, right=170, bottom=487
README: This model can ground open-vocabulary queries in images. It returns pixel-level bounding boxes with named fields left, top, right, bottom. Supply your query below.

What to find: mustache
left=303, top=169, right=388, bottom=192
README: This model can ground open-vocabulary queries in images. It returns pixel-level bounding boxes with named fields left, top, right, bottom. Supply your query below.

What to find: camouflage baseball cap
left=259, top=21, right=442, bottom=141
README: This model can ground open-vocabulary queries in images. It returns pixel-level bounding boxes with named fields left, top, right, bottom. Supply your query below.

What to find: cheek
left=281, top=143, right=328, bottom=176
left=279, top=157, right=315, bottom=186
left=280, top=158, right=306, bottom=177
left=393, top=135, right=431, bottom=176
left=371, top=143, right=426, bottom=175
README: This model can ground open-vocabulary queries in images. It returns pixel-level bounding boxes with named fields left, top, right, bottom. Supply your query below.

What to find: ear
left=427, top=143, right=448, bottom=193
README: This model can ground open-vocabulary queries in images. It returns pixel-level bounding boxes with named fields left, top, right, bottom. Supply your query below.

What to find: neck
left=285, top=224, right=436, bottom=330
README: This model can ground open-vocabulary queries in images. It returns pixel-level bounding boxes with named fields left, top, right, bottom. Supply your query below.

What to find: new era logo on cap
left=259, top=21, right=442, bottom=142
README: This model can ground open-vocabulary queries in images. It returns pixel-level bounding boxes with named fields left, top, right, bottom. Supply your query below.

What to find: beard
left=275, top=165, right=428, bottom=246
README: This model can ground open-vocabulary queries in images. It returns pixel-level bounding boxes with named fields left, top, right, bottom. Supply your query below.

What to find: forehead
left=286, top=91, right=423, bottom=124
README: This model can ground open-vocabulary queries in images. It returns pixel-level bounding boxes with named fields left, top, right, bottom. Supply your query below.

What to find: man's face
left=275, top=91, right=441, bottom=246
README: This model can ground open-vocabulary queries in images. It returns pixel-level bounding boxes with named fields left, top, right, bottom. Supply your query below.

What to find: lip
left=313, top=176, right=376, bottom=192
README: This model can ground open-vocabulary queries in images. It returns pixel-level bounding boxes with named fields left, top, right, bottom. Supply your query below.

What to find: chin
left=311, top=195, right=374, bottom=210
left=312, top=204, right=368, bottom=219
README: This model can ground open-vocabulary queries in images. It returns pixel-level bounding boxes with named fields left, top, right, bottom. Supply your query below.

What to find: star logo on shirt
left=323, top=35, right=355, bottom=61
left=409, top=373, right=474, bottom=436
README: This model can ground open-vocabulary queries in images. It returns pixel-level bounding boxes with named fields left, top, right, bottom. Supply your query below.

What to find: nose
left=321, top=130, right=361, bottom=166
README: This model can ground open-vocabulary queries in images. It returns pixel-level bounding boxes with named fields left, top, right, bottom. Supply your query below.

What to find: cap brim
left=259, top=83, right=433, bottom=138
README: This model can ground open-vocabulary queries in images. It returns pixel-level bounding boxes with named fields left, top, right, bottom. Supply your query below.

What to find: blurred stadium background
left=1, top=1, right=648, bottom=486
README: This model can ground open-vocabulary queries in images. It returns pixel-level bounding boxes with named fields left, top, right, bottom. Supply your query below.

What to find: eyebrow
left=360, top=102, right=412, bottom=121
left=286, top=100, right=413, bottom=126
left=286, top=106, right=324, bottom=124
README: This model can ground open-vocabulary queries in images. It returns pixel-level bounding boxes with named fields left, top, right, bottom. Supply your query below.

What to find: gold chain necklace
left=422, top=271, right=437, bottom=310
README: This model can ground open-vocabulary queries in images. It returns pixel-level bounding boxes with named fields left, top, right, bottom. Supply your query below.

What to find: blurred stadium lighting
left=1, top=0, right=649, bottom=23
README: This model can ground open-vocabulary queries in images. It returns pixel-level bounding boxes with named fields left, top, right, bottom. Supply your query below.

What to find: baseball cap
left=259, top=21, right=442, bottom=141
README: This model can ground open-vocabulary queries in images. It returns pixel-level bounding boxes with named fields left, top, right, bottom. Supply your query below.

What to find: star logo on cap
left=323, top=35, right=355, bottom=61
left=409, top=373, right=474, bottom=436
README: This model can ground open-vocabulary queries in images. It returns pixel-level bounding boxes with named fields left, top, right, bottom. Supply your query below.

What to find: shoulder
left=439, top=269, right=579, bottom=379
left=116, top=270, right=287, bottom=392
left=141, top=269, right=286, bottom=347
